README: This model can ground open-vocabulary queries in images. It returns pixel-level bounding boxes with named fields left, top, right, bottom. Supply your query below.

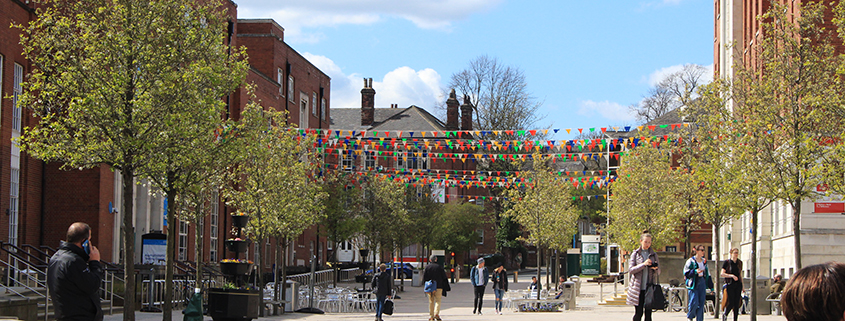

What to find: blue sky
left=235, top=0, right=713, bottom=140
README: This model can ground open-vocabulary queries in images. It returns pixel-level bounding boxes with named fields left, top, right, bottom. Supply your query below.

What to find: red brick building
left=0, top=0, right=332, bottom=272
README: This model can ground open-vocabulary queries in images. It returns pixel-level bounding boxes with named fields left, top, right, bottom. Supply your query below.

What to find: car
left=366, top=262, right=414, bottom=279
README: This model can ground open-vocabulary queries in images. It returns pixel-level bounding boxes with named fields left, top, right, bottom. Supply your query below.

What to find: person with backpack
left=424, top=254, right=450, bottom=321
left=685, top=245, right=714, bottom=321
left=372, top=264, right=393, bottom=321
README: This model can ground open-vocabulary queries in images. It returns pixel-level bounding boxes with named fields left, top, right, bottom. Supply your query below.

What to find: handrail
left=39, top=245, right=57, bottom=255
left=0, top=241, right=48, bottom=266
left=21, top=244, right=51, bottom=261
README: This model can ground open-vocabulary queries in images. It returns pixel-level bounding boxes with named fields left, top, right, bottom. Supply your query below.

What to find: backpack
left=424, top=280, right=437, bottom=293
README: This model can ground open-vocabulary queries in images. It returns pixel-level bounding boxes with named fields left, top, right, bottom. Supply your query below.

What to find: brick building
left=330, top=82, right=491, bottom=267
left=0, top=0, right=332, bottom=273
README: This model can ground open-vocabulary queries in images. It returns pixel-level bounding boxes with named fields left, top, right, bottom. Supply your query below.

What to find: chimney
left=446, top=89, right=459, bottom=130
left=460, top=94, right=473, bottom=131
left=361, top=78, right=375, bottom=126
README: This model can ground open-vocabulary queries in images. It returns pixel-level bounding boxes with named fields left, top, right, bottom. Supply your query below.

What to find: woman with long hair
left=626, top=232, right=660, bottom=321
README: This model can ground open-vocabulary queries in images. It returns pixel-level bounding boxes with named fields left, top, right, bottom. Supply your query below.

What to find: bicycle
left=663, top=279, right=686, bottom=313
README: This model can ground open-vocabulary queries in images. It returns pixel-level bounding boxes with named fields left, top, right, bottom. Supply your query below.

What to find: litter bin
left=569, top=275, right=581, bottom=296
left=561, top=281, right=576, bottom=310
left=412, top=270, right=422, bottom=287
left=285, top=280, right=299, bottom=312
left=755, top=275, right=771, bottom=315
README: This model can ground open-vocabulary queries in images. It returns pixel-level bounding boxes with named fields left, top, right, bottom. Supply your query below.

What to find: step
left=597, top=294, right=628, bottom=306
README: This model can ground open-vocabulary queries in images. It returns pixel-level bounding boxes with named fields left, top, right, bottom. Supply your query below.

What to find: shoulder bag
left=643, top=271, right=666, bottom=311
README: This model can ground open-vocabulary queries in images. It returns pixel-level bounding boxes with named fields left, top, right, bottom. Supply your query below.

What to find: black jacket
left=47, top=241, right=104, bottom=321
left=423, top=263, right=451, bottom=292
left=492, top=269, right=508, bottom=291
left=372, top=271, right=393, bottom=296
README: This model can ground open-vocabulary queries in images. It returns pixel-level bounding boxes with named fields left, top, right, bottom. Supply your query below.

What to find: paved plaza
left=105, top=271, right=788, bottom=321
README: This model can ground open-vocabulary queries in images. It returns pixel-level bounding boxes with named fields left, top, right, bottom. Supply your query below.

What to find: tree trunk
left=280, top=238, right=288, bottom=313
left=751, top=209, right=758, bottom=321
left=536, top=246, right=542, bottom=300
left=792, top=200, right=802, bottom=269
left=399, top=247, right=405, bottom=291
left=195, top=212, right=203, bottom=293
left=554, top=250, right=559, bottom=282
left=331, top=240, right=338, bottom=288
left=714, top=222, right=721, bottom=319
left=163, top=187, right=177, bottom=321
left=257, top=238, right=265, bottom=317
left=121, top=169, right=136, bottom=321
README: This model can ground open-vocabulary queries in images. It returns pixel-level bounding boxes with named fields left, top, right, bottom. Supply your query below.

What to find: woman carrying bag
left=685, top=245, right=714, bottom=321
left=627, top=232, right=661, bottom=321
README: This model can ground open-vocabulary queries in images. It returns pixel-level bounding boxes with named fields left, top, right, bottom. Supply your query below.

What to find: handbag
left=382, top=299, right=394, bottom=315
left=643, top=283, right=666, bottom=311
left=721, top=286, right=728, bottom=310
left=424, top=280, right=436, bottom=293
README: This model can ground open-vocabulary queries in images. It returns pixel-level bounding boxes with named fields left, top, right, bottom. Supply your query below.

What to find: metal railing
left=285, top=268, right=361, bottom=287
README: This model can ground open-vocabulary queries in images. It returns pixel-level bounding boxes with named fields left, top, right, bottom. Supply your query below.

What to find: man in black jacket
left=47, top=222, right=104, bottom=321
left=371, top=264, right=392, bottom=321
left=423, top=254, right=451, bottom=321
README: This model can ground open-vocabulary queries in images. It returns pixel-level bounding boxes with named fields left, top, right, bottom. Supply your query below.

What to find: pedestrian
left=371, top=263, right=392, bottom=321
left=719, top=248, right=742, bottom=321
left=491, top=265, right=508, bottom=315
left=47, top=222, right=104, bottom=321
left=770, top=273, right=786, bottom=295
left=684, top=245, right=714, bottom=321
left=424, top=254, right=451, bottom=321
left=470, top=258, right=489, bottom=315
left=514, top=253, right=522, bottom=283
left=780, top=262, right=845, bottom=321
left=626, top=232, right=660, bottom=321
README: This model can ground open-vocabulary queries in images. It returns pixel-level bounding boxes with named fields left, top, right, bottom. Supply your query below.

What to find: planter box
left=220, top=262, right=252, bottom=275
left=225, top=240, right=249, bottom=253
left=208, top=288, right=260, bottom=321
left=231, top=215, right=248, bottom=228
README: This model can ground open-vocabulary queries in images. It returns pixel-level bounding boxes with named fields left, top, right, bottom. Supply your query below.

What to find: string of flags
left=290, top=123, right=691, bottom=139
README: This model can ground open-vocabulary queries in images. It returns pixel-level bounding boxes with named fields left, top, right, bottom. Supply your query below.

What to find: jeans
left=493, top=288, right=505, bottom=311
left=633, top=290, right=653, bottom=321
left=688, top=277, right=706, bottom=321
left=376, top=294, right=387, bottom=318
left=473, top=286, right=485, bottom=313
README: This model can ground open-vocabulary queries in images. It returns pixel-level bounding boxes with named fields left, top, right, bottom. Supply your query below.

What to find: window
left=287, top=76, right=294, bottom=102
left=396, top=149, right=429, bottom=170
left=364, top=150, right=376, bottom=169
left=277, top=68, right=284, bottom=96
left=312, top=92, right=317, bottom=116
left=8, top=168, right=19, bottom=246
left=476, top=229, right=484, bottom=244
left=178, top=221, right=188, bottom=261
left=13, top=63, right=23, bottom=132
left=299, top=92, right=308, bottom=129
left=665, top=246, right=677, bottom=252
left=209, top=192, right=219, bottom=262
left=342, top=152, right=355, bottom=172
left=321, top=98, right=326, bottom=121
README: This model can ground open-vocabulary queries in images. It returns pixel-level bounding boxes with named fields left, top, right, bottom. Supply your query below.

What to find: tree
left=431, top=202, right=486, bottom=255
left=223, top=103, right=326, bottom=314
left=685, top=80, right=744, bottom=319
left=319, top=170, right=365, bottom=286
left=448, top=55, right=544, bottom=131
left=730, top=1, right=845, bottom=270
left=504, top=152, right=580, bottom=298
left=16, top=1, right=247, bottom=319
left=605, top=139, right=687, bottom=252
left=404, top=184, right=441, bottom=267
left=631, top=64, right=709, bottom=123
left=357, top=173, right=408, bottom=266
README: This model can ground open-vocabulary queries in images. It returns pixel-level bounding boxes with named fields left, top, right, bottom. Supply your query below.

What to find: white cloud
left=645, top=63, right=714, bottom=86
left=578, top=100, right=637, bottom=122
left=236, top=0, right=502, bottom=43
left=303, top=53, right=444, bottom=110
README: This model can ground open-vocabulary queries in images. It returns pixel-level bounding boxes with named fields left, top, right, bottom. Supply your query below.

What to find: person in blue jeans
left=372, top=263, right=392, bottom=321
left=684, top=245, right=714, bottom=321
left=491, top=265, right=508, bottom=314
left=470, top=258, right=489, bottom=315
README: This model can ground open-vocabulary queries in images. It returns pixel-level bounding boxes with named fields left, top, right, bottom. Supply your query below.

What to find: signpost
left=581, top=235, right=601, bottom=275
